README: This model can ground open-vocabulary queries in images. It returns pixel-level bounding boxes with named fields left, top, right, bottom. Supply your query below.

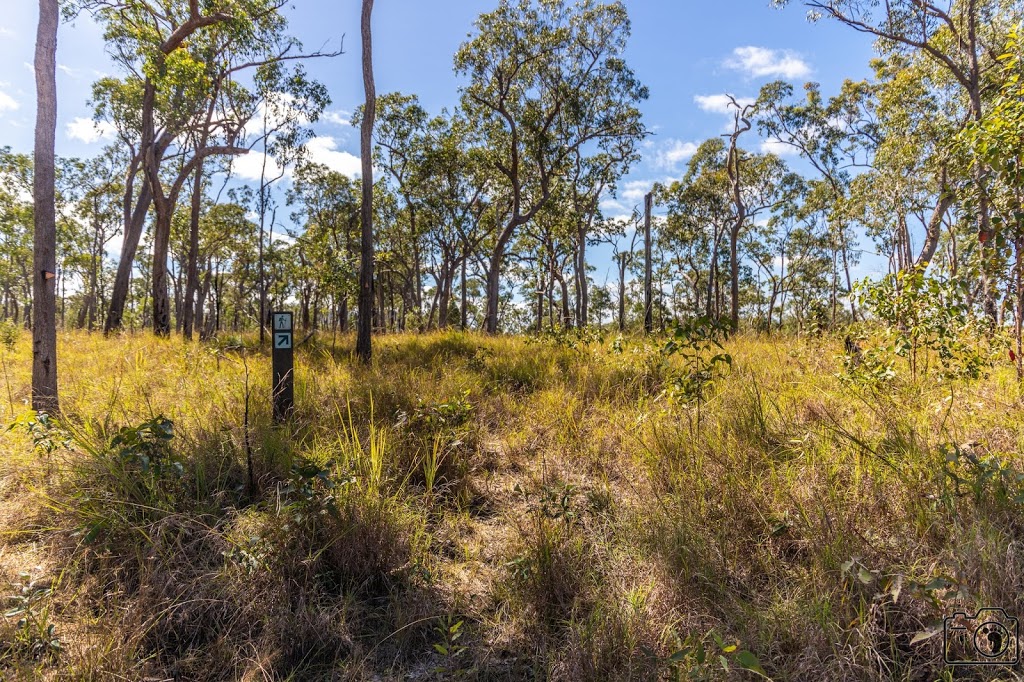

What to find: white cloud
left=599, top=198, right=626, bottom=213
left=0, top=90, right=19, bottom=114
left=0, top=27, right=13, bottom=38
left=651, top=139, right=699, bottom=171
left=621, top=180, right=653, bottom=204
left=305, top=136, right=361, bottom=178
left=323, top=110, right=351, bottom=127
left=694, top=94, right=755, bottom=115
left=725, top=46, right=811, bottom=80
left=57, top=64, right=76, bottom=77
left=66, top=117, right=116, bottom=144
left=230, top=151, right=284, bottom=181
left=760, top=139, right=800, bottom=157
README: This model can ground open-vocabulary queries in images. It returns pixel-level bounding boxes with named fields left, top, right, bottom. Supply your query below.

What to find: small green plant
left=411, top=390, right=473, bottom=431
left=539, top=482, right=578, bottom=523
left=109, top=415, right=180, bottom=478
left=528, top=325, right=605, bottom=351
left=432, top=615, right=469, bottom=677
left=222, top=536, right=273, bottom=576
left=642, top=628, right=770, bottom=680
left=3, top=572, right=60, bottom=662
left=661, top=316, right=733, bottom=438
left=421, top=433, right=448, bottom=498
left=941, top=442, right=1024, bottom=508
left=855, top=266, right=989, bottom=381
left=281, top=459, right=354, bottom=521
left=661, top=316, right=733, bottom=402
left=8, top=411, right=66, bottom=455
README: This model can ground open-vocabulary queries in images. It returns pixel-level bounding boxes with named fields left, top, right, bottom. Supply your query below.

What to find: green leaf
left=736, top=650, right=769, bottom=677
left=923, top=577, right=951, bottom=592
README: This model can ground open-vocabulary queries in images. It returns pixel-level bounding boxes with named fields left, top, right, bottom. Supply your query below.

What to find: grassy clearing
left=0, top=329, right=1022, bottom=680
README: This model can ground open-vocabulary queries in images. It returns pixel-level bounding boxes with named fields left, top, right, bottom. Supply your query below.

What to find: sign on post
left=271, top=311, right=294, bottom=421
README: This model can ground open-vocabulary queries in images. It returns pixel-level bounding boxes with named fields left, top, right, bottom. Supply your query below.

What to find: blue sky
left=0, top=0, right=886, bottom=284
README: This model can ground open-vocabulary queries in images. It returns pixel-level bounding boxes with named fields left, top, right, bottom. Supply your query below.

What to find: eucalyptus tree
left=961, top=27, right=1024, bottom=373
left=77, top=0, right=338, bottom=335
left=658, top=139, right=732, bottom=319
left=756, top=80, right=876, bottom=320
left=353, top=92, right=432, bottom=323
left=357, top=0, right=375, bottom=360
left=724, top=95, right=755, bottom=329
left=288, top=162, right=361, bottom=332
left=73, top=150, right=124, bottom=330
left=32, top=0, right=59, bottom=412
left=0, top=149, right=35, bottom=326
left=418, top=113, right=492, bottom=329
left=455, top=0, right=647, bottom=333
left=773, top=0, right=1021, bottom=321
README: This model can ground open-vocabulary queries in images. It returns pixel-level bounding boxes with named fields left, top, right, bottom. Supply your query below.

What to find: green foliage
left=281, top=459, right=354, bottom=521
left=529, top=325, right=605, bottom=351
left=7, top=411, right=68, bottom=456
left=2, top=573, right=60, bottom=663
left=411, top=390, right=473, bottom=432
left=432, top=615, right=469, bottom=676
left=855, top=266, right=989, bottom=381
left=942, top=442, right=1024, bottom=509
left=642, top=628, right=769, bottom=681
left=0, top=320, right=16, bottom=352
left=109, top=415, right=180, bottom=478
left=661, top=316, right=733, bottom=404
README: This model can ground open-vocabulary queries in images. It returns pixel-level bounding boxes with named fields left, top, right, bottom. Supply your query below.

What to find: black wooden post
left=271, top=311, right=294, bottom=421
left=644, top=191, right=653, bottom=334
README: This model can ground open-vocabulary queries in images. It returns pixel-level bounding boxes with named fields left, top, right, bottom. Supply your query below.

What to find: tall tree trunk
left=576, top=223, right=588, bottom=327
left=105, top=181, right=152, bottom=333
left=31, top=0, right=59, bottom=413
left=617, top=255, right=627, bottom=332
left=183, top=161, right=203, bottom=339
left=356, top=0, right=375, bottom=361
left=484, top=223, right=516, bottom=334
left=460, top=253, right=467, bottom=330
left=196, top=259, right=211, bottom=339
left=151, top=209, right=173, bottom=336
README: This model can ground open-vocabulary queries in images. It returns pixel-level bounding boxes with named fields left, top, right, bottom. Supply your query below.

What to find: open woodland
left=4, top=0, right=1024, bottom=680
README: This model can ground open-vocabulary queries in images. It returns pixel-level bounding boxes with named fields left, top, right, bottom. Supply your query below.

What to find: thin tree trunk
left=31, top=0, right=59, bottom=413
left=183, top=160, right=204, bottom=339
left=460, top=253, right=467, bottom=330
left=151, top=209, right=173, bottom=336
left=106, top=181, right=152, bottom=333
left=356, top=0, right=375, bottom=361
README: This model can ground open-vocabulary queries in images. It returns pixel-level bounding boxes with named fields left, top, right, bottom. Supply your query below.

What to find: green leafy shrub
left=854, top=266, right=991, bottom=381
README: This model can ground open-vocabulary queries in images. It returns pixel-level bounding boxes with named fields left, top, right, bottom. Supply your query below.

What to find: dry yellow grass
left=0, top=328, right=1021, bottom=680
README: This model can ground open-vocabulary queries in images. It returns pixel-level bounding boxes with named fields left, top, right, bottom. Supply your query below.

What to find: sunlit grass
left=0, top=328, right=1022, bottom=680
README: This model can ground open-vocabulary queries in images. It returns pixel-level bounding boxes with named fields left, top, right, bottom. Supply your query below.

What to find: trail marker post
left=271, top=311, right=294, bottom=421
left=644, top=191, right=653, bottom=334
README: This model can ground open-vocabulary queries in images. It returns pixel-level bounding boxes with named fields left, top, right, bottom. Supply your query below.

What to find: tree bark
left=31, top=0, right=59, bottom=413
left=182, top=160, right=204, bottom=339
left=356, top=0, right=375, bottom=361
left=105, top=179, right=152, bottom=333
